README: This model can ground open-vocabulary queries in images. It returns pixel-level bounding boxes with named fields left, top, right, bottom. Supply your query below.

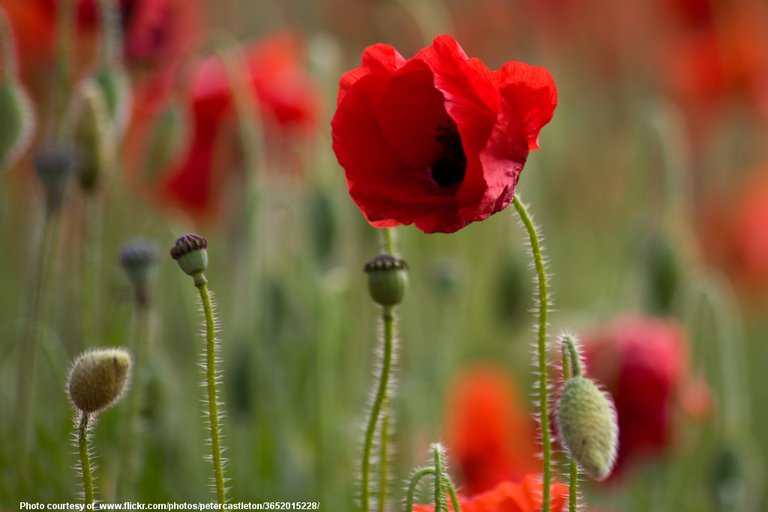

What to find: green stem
left=378, top=405, right=390, bottom=512
left=0, top=7, right=18, bottom=81
left=98, top=0, right=121, bottom=68
left=382, top=228, right=396, bottom=256
left=196, top=278, right=227, bottom=505
left=117, top=301, right=150, bottom=499
left=78, top=413, right=95, bottom=507
left=404, top=468, right=461, bottom=512
left=54, top=0, right=76, bottom=141
left=512, top=195, right=551, bottom=512
left=561, top=337, right=579, bottom=512
left=433, top=447, right=444, bottom=512
left=82, top=194, right=103, bottom=348
left=361, top=305, right=395, bottom=512
left=16, top=210, right=62, bottom=456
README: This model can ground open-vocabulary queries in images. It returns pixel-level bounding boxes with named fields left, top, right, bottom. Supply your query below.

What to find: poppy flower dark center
left=430, top=120, right=466, bottom=188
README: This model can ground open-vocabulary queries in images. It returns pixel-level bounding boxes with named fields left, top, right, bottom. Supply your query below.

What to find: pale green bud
left=556, top=376, right=619, bottom=481
left=67, top=348, right=132, bottom=414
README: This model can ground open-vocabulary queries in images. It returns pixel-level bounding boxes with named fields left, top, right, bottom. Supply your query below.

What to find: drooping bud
left=94, top=66, right=132, bottom=138
left=67, top=348, right=132, bottom=414
left=34, top=145, right=79, bottom=214
left=119, top=238, right=160, bottom=306
left=73, top=79, right=113, bottom=193
left=170, top=233, right=208, bottom=284
left=0, top=81, right=35, bottom=172
left=556, top=376, right=619, bottom=481
left=363, top=254, right=408, bottom=306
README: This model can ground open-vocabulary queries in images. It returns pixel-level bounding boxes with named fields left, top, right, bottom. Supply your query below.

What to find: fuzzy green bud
left=363, top=254, right=408, bottom=306
left=67, top=348, right=132, bottom=414
left=34, top=145, right=78, bottom=214
left=74, top=79, right=113, bottom=193
left=119, top=238, right=159, bottom=306
left=556, top=376, right=618, bottom=481
left=170, top=233, right=208, bottom=284
left=0, top=81, right=35, bottom=171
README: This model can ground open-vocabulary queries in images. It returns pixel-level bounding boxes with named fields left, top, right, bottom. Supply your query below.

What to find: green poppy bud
left=74, top=79, right=113, bottom=193
left=646, top=231, right=681, bottom=315
left=556, top=376, right=619, bottom=481
left=0, top=81, right=34, bottom=172
left=170, top=233, right=209, bottom=284
left=364, top=254, right=408, bottom=306
left=67, top=348, right=132, bottom=414
left=34, top=145, right=78, bottom=214
left=140, top=100, right=187, bottom=182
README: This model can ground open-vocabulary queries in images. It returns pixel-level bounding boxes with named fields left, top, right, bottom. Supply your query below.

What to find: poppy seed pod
left=67, top=348, right=132, bottom=414
left=34, top=145, right=79, bottom=214
left=364, top=254, right=408, bottom=306
left=556, top=376, right=619, bottom=481
left=119, top=239, right=160, bottom=305
left=170, top=233, right=208, bottom=282
left=0, top=81, right=35, bottom=171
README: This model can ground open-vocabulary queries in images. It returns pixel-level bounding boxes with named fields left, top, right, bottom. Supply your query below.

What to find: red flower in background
left=583, top=316, right=711, bottom=477
left=445, top=365, right=539, bottom=496
left=699, top=170, right=768, bottom=296
left=2, top=0, right=200, bottom=72
left=331, top=34, right=557, bottom=233
left=128, top=33, right=319, bottom=218
left=413, top=475, right=569, bottom=512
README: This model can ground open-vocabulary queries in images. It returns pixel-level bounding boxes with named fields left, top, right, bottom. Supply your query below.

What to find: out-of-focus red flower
left=2, top=0, right=200, bottom=72
left=413, top=475, right=569, bottom=512
left=331, top=34, right=557, bottom=234
left=583, top=315, right=711, bottom=477
left=700, top=171, right=768, bottom=296
left=127, top=33, right=319, bottom=218
left=445, top=365, right=539, bottom=496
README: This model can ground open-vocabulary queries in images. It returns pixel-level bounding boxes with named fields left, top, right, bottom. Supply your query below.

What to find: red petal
left=338, top=43, right=406, bottom=105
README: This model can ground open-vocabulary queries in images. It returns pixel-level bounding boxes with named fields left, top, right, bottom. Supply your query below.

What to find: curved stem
left=561, top=337, right=579, bottom=512
left=512, top=195, right=551, bottom=512
left=404, top=467, right=462, bottom=512
left=361, top=305, right=395, bottom=512
left=78, top=413, right=95, bottom=507
left=197, top=280, right=227, bottom=504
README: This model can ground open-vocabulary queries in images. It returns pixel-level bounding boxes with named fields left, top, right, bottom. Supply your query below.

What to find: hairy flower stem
left=404, top=468, right=461, bottom=512
left=78, top=413, right=95, bottom=507
left=561, top=336, right=580, bottom=512
left=512, top=195, right=552, bottom=512
left=378, top=410, right=391, bottom=512
left=195, top=276, right=227, bottom=505
left=361, top=305, right=394, bottom=512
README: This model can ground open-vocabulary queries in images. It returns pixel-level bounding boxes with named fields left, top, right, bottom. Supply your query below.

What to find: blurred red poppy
left=331, top=34, right=557, bottom=233
left=583, top=315, right=711, bottom=478
left=445, top=365, right=539, bottom=496
left=700, top=171, right=768, bottom=295
left=127, top=33, right=319, bottom=218
left=2, top=0, right=200, bottom=73
left=412, top=474, right=569, bottom=512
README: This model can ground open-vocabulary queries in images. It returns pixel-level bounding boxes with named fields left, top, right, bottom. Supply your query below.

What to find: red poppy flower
left=445, top=365, right=539, bottom=496
left=127, top=33, right=319, bottom=218
left=412, top=474, right=569, bottom=512
left=3, top=0, right=200, bottom=73
left=700, top=170, right=768, bottom=296
left=583, top=315, right=711, bottom=477
left=331, top=34, right=557, bottom=233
